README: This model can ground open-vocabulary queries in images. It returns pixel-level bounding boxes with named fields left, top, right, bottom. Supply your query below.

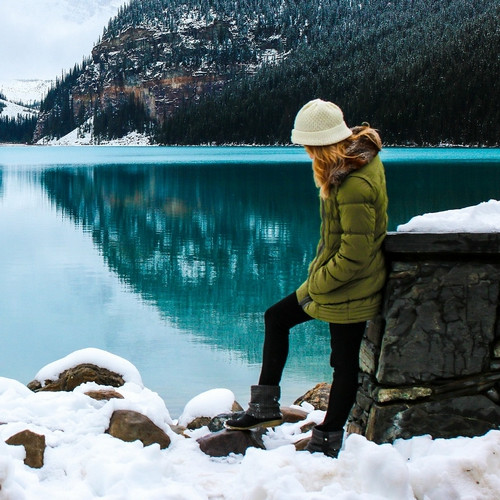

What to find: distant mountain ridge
left=34, top=0, right=310, bottom=143
left=29, top=0, right=500, bottom=146
left=0, top=98, right=36, bottom=120
left=0, top=80, right=53, bottom=106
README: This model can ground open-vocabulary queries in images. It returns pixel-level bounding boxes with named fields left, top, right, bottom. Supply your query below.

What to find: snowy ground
left=36, top=119, right=151, bottom=146
left=2, top=205, right=500, bottom=499
left=1, top=348, right=500, bottom=500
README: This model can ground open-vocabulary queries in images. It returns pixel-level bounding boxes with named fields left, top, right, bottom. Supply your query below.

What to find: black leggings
left=258, top=292, right=366, bottom=432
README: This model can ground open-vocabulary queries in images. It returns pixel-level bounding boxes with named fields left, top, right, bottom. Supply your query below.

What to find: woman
left=226, top=98, right=388, bottom=458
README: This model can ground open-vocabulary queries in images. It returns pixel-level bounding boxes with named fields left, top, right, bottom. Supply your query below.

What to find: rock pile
left=4, top=363, right=329, bottom=468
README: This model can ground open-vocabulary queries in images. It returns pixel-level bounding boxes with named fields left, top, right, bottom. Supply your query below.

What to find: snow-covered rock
left=33, top=347, right=144, bottom=387
left=178, top=388, right=238, bottom=427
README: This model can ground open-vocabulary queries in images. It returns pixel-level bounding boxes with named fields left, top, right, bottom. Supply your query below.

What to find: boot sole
left=225, top=418, right=283, bottom=431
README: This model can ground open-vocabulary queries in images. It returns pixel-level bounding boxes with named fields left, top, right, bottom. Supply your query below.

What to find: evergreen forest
left=0, top=115, right=37, bottom=144
left=156, top=0, right=499, bottom=145
left=0, top=92, right=37, bottom=143
left=7, top=0, right=499, bottom=145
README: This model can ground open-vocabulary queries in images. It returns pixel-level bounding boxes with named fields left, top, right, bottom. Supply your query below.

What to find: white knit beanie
left=291, top=98, right=352, bottom=146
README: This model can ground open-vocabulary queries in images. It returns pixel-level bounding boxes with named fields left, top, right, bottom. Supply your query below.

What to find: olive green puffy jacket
left=296, top=154, right=388, bottom=323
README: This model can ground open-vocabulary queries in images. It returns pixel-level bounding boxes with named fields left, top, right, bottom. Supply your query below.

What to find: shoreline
left=2, top=141, right=500, bottom=148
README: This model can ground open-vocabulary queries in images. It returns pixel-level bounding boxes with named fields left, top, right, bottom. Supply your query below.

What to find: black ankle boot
left=306, top=427, right=344, bottom=458
left=225, top=385, right=283, bottom=430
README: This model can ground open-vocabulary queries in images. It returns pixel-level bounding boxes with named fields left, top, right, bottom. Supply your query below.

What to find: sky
left=0, top=0, right=128, bottom=81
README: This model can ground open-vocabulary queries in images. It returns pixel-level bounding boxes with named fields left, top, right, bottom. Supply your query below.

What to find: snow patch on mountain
left=0, top=79, right=53, bottom=105
left=0, top=98, right=37, bottom=120
left=36, top=117, right=151, bottom=146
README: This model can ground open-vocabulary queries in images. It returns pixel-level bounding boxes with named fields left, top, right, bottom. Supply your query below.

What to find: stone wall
left=348, top=232, right=500, bottom=443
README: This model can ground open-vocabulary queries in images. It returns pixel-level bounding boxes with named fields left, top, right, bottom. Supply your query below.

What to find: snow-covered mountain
left=0, top=79, right=51, bottom=123
left=0, top=98, right=37, bottom=120
left=33, top=0, right=326, bottom=143
left=33, top=0, right=499, bottom=147
left=0, top=80, right=53, bottom=106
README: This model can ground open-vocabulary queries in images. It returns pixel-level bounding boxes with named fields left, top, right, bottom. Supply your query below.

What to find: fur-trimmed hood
left=330, top=126, right=381, bottom=185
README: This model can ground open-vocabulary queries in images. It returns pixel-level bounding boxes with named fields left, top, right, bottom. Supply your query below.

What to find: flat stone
left=364, top=317, right=384, bottom=346
left=384, top=232, right=500, bottom=255
left=354, top=388, right=373, bottom=412
left=366, top=395, right=500, bottom=444
left=281, top=406, right=308, bottom=423
left=373, top=386, right=432, bottom=403
left=432, top=372, right=500, bottom=397
left=85, top=389, right=124, bottom=401
left=359, top=339, right=378, bottom=375
left=377, top=262, right=498, bottom=385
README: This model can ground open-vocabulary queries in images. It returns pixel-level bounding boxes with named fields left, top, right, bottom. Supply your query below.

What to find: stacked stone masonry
left=347, top=233, right=500, bottom=443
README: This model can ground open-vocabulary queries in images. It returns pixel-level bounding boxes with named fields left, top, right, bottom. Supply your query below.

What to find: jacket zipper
left=311, top=198, right=326, bottom=272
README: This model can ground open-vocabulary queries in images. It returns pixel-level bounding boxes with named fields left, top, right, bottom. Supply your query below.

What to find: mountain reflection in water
left=41, top=163, right=325, bottom=371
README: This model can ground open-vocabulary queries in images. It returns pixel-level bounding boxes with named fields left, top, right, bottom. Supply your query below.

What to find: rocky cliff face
left=34, top=5, right=290, bottom=142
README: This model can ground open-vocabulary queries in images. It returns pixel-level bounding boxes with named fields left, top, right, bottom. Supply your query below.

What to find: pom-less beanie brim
left=291, top=98, right=353, bottom=146
left=291, top=123, right=353, bottom=146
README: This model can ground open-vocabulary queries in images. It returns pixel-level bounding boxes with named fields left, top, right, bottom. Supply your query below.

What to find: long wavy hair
left=305, top=125, right=382, bottom=199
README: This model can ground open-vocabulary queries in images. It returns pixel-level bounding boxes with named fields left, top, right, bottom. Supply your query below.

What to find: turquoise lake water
left=1, top=146, right=499, bottom=416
